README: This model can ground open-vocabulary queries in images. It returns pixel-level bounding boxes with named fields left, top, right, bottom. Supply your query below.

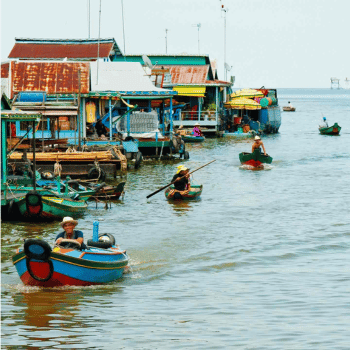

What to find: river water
left=1, top=88, right=350, bottom=349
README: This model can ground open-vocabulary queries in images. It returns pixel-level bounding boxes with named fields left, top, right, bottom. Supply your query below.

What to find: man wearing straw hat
left=192, top=123, right=203, bottom=137
left=171, top=165, right=190, bottom=191
left=252, top=136, right=267, bottom=155
left=55, top=217, right=86, bottom=249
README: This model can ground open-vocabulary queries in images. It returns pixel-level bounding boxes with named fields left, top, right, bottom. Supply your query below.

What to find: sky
left=1, top=0, right=349, bottom=89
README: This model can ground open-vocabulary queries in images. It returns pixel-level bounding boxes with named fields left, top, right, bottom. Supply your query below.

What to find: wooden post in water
left=78, top=69, right=81, bottom=151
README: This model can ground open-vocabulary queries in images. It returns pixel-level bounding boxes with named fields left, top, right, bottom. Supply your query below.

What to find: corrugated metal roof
left=1, top=62, right=10, bottom=78
left=11, top=61, right=90, bottom=97
left=9, top=42, right=114, bottom=60
left=90, top=62, right=175, bottom=96
left=162, top=65, right=209, bottom=84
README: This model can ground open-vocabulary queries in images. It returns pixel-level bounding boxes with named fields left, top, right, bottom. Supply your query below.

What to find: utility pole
left=192, top=23, right=201, bottom=54
left=121, top=0, right=126, bottom=54
left=96, top=0, right=101, bottom=85
left=221, top=4, right=228, bottom=81
left=165, top=29, right=169, bottom=54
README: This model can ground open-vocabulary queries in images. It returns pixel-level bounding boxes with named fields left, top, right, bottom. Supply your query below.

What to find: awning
left=173, top=86, right=206, bottom=97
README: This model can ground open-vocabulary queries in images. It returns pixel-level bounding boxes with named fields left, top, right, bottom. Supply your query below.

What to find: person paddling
left=252, top=136, right=267, bottom=155
left=171, top=165, right=190, bottom=191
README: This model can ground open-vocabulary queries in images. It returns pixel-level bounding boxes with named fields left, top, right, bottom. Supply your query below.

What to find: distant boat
left=283, top=106, right=296, bottom=112
left=319, top=123, right=341, bottom=135
left=239, top=149, right=273, bottom=168
left=182, top=135, right=205, bottom=143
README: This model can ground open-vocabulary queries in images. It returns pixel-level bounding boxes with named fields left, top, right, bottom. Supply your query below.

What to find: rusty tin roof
left=10, top=61, right=90, bottom=97
left=8, top=38, right=120, bottom=60
left=1, top=62, right=10, bottom=78
left=162, top=65, right=210, bottom=84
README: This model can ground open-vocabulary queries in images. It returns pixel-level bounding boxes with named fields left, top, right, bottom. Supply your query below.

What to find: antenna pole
left=221, top=4, right=228, bottom=81
left=197, top=24, right=201, bottom=54
left=165, top=29, right=168, bottom=54
left=121, top=0, right=126, bottom=54
left=87, top=0, right=90, bottom=38
left=97, top=0, right=101, bottom=85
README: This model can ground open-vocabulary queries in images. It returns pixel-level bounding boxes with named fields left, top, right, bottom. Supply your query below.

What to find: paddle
left=146, top=160, right=216, bottom=199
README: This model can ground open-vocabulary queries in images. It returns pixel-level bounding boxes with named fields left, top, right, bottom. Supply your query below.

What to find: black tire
left=184, top=151, right=190, bottom=160
left=26, top=258, right=54, bottom=282
left=134, top=151, right=143, bottom=169
left=87, top=239, right=113, bottom=249
left=25, top=191, right=43, bottom=216
left=98, top=233, right=116, bottom=246
left=24, top=239, right=52, bottom=261
left=87, top=167, right=106, bottom=181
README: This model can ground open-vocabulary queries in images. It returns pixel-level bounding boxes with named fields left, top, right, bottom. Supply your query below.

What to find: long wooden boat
left=16, top=191, right=87, bottom=221
left=68, top=180, right=126, bottom=200
left=182, top=135, right=205, bottom=143
left=283, top=106, right=296, bottom=112
left=319, top=123, right=341, bottom=135
left=239, top=149, right=273, bottom=168
left=165, top=184, right=203, bottom=200
left=12, top=234, right=128, bottom=287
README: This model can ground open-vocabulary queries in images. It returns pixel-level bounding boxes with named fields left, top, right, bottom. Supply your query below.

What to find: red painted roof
left=162, top=65, right=209, bottom=84
left=9, top=43, right=113, bottom=60
left=11, top=61, right=90, bottom=97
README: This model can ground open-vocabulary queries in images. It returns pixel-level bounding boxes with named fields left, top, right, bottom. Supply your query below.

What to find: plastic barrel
left=260, top=98, right=269, bottom=107
left=17, top=92, right=46, bottom=102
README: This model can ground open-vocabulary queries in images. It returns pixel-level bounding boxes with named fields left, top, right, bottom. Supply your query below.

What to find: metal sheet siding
left=8, top=43, right=113, bottom=59
left=162, top=66, right=209, bottom=84
left=11, top=62, right=89, bottom=97
left=1, top=62, right=10, bottom=78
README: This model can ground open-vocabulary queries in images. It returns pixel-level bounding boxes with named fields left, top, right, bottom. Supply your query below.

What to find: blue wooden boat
left=12, top=223, right=129, bottom=287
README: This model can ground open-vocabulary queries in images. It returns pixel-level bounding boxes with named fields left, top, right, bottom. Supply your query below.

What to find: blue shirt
left=55, top=230, right=87, bottom=249
left=55, top=230, right=84, bottom=241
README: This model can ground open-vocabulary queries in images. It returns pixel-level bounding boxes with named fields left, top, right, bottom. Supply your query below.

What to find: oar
left=146, top=159, right=216, bottom=199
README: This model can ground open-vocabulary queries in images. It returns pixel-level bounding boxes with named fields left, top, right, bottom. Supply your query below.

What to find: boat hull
left=17, top=194, right=87, bottom=221
left=165, top=184, right=203, bottom=200
left=182, top=135, right=205, bottom=143
left=283, top=107, right=296, bottom=112
left=13, top=245, right=128, bottom=287
left=239, top=149, right=273, bottom=168
left=319, top=123, right=341, bottom=135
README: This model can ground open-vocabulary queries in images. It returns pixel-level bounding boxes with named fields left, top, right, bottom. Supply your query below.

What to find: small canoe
left=16, top=191, right=87, bottom=221
left=182, top=135, right=205, bottom=143
left=165, top=184, right=203, bottom=200
left=283, top=106, right=296, bottom=112
left=319, top=123, right=341, bottom=135
left=12, top=234, right=128, bottom=287
left=239, top=149, right=273, bottom=168
left=222, top=131, right=254, bottom=138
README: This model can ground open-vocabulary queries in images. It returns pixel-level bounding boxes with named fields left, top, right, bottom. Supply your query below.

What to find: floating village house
left=114, top=54, right=233, bottom=135
left=2, top=38, right=232, bottom=146
left=2, top=38, right=176, bottom=152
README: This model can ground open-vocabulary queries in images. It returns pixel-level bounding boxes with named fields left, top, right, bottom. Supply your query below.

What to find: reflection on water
left=2, top=89, right=350, bottom=349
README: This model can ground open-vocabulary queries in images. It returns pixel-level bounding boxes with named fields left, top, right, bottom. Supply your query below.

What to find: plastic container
left=260, top=98, right=269, bottom=107
left=234, top=117, right=242, bottom=124
left=17, top=91, right=47, bottom=103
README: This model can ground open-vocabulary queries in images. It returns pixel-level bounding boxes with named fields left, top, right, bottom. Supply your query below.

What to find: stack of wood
left=9, top=150, right=117, bottom=163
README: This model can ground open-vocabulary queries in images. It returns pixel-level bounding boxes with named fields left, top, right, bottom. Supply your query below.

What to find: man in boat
left=252, top=136, right=267, bottom=155
left=55, top=217, right=87, bottom=249
left=288, top=101, right=294, bottom=108
left=192, top=123, right=203, bottom=137
left=319, top=117, right=328, bottom=128
left=172, top=165, right=190, bottom=191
